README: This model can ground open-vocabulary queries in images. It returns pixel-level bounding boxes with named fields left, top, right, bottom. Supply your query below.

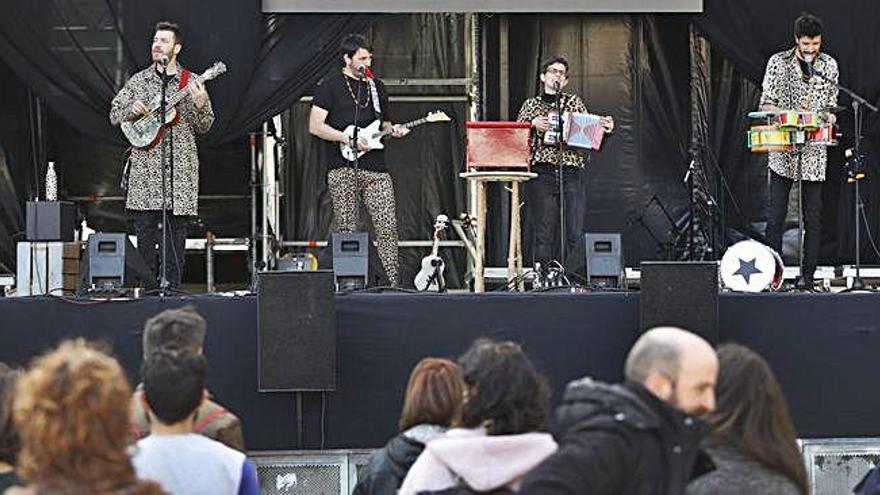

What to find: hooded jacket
left=398, top=427, right=557, bottom=495
left=519, top=377, right=711, bottom=495
left=352, top=424, right=445, bottom=495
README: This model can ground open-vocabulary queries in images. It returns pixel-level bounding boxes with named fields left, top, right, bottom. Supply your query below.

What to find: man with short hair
left=110, top=21, right=214, bottom=288
left=519, top=327, right=718, bottom=495
left=133, top=350, right=259, bottom=495
left=131, top=306, right=245, bottom=451
left=516, top=56, right=613, bottom=270
left=309, top=33, right=409, bottom=287
left=759, top=13, right=839, bottom=289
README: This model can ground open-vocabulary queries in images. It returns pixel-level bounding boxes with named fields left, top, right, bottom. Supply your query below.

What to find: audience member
left=519, top=327, right=718, bottom=495
left=688, top=343, right=808, bottom=495
left=132, top=349, right=259, bottom=495
left=399, top=339, right=557, bottom=494
left=132, top=305, right=245, bottom=451
left=8, top=339, right=163, bottom=495
left=354, top=357, right=465, bottom=495
left=0, top=363, right=21, bottom=492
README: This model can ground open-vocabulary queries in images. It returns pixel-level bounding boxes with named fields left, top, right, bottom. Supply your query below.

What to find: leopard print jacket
left=110, top=66, right=215, bottom=216
left=760, top=48, right=839, bottom=181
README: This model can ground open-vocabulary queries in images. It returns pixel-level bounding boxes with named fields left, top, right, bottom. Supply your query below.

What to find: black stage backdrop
left=1, top=5, right=880, bottom=275
left=1, top=293, right=879, bottom=450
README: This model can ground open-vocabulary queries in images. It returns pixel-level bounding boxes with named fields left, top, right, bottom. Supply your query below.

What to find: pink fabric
left=398, top=428, right=557, bottom=495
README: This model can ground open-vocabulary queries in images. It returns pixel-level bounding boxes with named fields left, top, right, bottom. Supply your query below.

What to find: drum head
left=720, top=240, right=781, bottom=292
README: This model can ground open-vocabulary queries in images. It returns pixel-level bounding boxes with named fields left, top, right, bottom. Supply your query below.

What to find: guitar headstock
left=201, top=62, right=227, bottom=82
left=433, top=214, right=449, bottom=232
left=425, top=111, right=452, bottom=123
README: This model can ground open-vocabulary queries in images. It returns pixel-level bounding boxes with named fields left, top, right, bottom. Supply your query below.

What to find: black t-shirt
left=312, top=71, right=391, bottom=172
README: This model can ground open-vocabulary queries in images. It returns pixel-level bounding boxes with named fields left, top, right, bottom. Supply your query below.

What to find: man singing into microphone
left=110, top=21, right=213, bottom=288
left=759, top=13, right=838, bottom=289
left=516, top=56, right=613, bottom=273
left=309, top=33, right=409, bottom=287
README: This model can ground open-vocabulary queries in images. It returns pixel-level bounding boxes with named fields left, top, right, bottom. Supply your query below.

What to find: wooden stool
left=460, top=171, right=537, bottom=292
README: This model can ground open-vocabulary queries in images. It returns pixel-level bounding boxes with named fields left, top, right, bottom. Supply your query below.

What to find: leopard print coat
left=110, top=66, right=214, bottom=215
left=760, top=48, right=839, bottom=181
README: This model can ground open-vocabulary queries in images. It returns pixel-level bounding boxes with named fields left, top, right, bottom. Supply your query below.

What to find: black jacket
left=519, top=377, right=711, bottom=495
left=354, top=425, right=444, bottom=495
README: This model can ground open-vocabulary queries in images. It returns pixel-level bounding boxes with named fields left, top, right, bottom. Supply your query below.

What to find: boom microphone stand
left=807, top=62, right=879, bottom=290
left=553, top=80, right=567, bottom=267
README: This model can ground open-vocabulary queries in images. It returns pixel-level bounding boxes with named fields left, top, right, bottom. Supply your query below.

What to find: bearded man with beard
left=519, top=327, right=719, bottom=495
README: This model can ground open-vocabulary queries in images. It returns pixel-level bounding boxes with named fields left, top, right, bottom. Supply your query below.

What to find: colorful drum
left=798, top=112, right=820, bottom=131
left=777, top=111, right=801, bottom=130
left=747, top=125, right=793, bottom=152
left=720, top=240, right=784, bottom=292
left=809, top=124, right=838, bottom=146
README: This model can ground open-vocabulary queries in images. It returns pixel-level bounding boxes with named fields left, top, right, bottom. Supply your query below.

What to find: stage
left=0, top=290, right=878, bottom=451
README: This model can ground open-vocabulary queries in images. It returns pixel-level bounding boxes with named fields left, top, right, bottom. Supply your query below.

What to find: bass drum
left=720, top=240, right=784, bottom=292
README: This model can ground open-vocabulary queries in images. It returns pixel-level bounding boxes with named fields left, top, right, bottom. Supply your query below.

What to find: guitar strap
left=178, top=68, right=191, bottom=90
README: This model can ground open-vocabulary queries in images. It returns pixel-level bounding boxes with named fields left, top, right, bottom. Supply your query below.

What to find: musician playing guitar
left=309, top=33, right=409, bottom=287
left=109, top=21, right=214, bottom=288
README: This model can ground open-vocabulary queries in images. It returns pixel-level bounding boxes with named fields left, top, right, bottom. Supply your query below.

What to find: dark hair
left=706, top=344, right=808, bottom=495
left=340, top=33, right=372, bottom=65
left=142, top=305, right=206, bottom=357
left=794, top=13, right=823, bottom=39
left=398, top=358, right=465, bottom=431
left=457, top=339, right=549, bottom=435
left=0, top=362, right=20, bottom=465
left=154, top=21, right=183, bottom=45
left=141, top=350, right=206, bottom=425
left=540, top=55, right=569, bottom=75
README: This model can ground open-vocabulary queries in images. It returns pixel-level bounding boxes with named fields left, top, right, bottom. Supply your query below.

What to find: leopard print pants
left=327, top=167, right=400, bottom=287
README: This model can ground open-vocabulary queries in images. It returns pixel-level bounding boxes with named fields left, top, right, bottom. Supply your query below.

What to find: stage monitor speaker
left=78, top=233, right=156, bottom=293
left=257, top=270, right=336, bottom=392
left=639, top=261, right=718, bottom=344
left=26, top=201, right=76, bottom=242
left=585, top=233, right=624, bottom=288
left=316, top=232, right=389, bottom=290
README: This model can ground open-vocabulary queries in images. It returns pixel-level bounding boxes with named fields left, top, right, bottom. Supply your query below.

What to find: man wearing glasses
left=516, top=56, right=614, bottom=274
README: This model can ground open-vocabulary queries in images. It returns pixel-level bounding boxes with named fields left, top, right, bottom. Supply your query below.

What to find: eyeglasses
left=545, top=68, right=567, bottom=76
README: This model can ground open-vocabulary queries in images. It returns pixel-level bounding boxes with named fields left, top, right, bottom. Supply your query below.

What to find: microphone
left=803, top=53, right=817, bottom=79
left=356, top=65, right=366, bottom=78
left=553, top=80, right=561, bottom=91
left=160, top=55, right=169, bottom=66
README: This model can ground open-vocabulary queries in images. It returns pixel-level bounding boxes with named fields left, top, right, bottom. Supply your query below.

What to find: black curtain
left=284, top=14, right=469, bottom=289
left=490, top=14, right=693, bottom=271
left=0, top=1, right=374, bottom=270
left=695, top=0, right=880, bottom=264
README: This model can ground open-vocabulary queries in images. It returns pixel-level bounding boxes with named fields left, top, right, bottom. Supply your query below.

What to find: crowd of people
left=0, top=305, right=849, bottom=494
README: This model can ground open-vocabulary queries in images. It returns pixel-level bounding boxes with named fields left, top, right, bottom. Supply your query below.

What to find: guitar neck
left=163, top=73, right=209, bottom=109
left=378, top=116, right=430, bottom=137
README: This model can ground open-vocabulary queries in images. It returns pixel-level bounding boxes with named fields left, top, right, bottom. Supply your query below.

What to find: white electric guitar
left=413, top=214, right=449, bottom=292
left=121, top=61, right=227, bottom=149
left=339, top=110, right=451, bottom=161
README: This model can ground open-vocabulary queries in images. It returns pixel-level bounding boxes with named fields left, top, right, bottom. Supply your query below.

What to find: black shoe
left=794, top=276, right=814, bottom=291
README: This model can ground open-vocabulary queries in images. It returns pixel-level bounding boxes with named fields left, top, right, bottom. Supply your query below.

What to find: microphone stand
left=158, top=59, right=171, bottom=294
left=553, top=80, right=567, bottom=268
left=807, top=62, right=879, bottom=290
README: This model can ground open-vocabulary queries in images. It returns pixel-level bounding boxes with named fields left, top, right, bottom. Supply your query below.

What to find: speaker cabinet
left=639, top=261, right=718, bottom=343
left=585, top=233, right=624, bottom=288
left=26, top=201, right=76, bottom=242
left=78, top=233, right=156, bottom=293
left=257, top=270, right=336, bottom=391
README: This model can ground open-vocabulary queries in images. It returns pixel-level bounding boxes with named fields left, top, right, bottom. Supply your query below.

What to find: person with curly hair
left=7, top=339, right=164, bottom=495
left=0, top=362, right=22, bottom=492
left=399, top=339, right=557, bottom=494
left=354, top=357, right=465, bottom=495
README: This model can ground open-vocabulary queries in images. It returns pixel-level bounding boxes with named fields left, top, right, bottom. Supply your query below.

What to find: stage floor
left=1, top=290, right=879, bottom=451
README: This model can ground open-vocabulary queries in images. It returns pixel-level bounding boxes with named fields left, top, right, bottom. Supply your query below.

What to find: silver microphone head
left=356, top=65, right=366, bottom=76
left=160, top=55, right=169, bottom=66
left=803, top=53, right=814, bottom=64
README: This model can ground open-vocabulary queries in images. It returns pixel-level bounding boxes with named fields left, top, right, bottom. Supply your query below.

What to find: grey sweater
left=688, top=440, right=804, bottom=495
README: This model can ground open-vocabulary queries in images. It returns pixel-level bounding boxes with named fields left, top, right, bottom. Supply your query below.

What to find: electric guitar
left=413, top=214, right=449, bottom=292
left=121, top=61, right=227, bottom=149
left=339, top=110, right=451, bottom=161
